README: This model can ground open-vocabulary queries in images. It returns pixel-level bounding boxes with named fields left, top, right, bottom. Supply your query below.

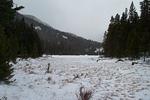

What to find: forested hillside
left=103, top=0, right=150, bottom=59
left=16, top=13, right=100, bottom=55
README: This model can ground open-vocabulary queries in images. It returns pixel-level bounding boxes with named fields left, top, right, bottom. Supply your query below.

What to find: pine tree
left=129, top=2, right=139, bottom=23
left=0, top=0, right=42, bottom=84
left=0, top=0, right=15, bottom=26
left=126, top=2, right=140, bottom=58
left=140, top=0, right=150, bottom=22
left=0, top=25, right=14, bottom=84
left=121, top=8, right=128, bottom=23
left=140, top=0, right=150, bottom=60
left=0, top=0, right=23, bottom=84
left=114, top=14, right=120, bottom=23
left=0, top=0, right=14, bottom=84
left=110, top=16, right=115, bottom=24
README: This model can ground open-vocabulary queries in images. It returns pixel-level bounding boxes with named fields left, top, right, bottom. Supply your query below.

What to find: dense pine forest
left=103, top=0, right=150, bottom=59
left=0, top=0, right=42, bottom=83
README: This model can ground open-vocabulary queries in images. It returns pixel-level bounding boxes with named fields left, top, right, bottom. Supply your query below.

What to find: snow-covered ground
left=0, top=55, right=150, bottom=100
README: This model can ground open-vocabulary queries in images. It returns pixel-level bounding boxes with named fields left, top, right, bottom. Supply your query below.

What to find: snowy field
left=0, top=55, right=150, bottom=100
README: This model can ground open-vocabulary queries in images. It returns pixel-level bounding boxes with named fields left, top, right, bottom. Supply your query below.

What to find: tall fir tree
left=0, top=0, right=15, bottom=26
left=0, top=0, right=15, bottom=84
left=140, top=0, right=150, bottom=60
left=0, top=0, right=42, bottom=84
left=129, top=2, right=139, bottom=23
left=126, top=2, right=140, bottom=58
left=0, top=25, right=14, bottom=84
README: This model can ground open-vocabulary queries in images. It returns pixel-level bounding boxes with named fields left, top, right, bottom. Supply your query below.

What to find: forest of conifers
left=103, top=0, right=150, bottom=59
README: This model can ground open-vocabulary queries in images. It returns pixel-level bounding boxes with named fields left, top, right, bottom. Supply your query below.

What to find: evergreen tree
left=114, top=14, right=120, bottom=23
left=121, top=8, right=128, bottom=23
left=0, top=0, right=15, bottom=84
left=0, top=0, right=15, bottom=26
left=140, top=0, right=150, bottom=59
left=0, top=0, right=42, bottom=84
left=129, top=2, right=139, bottom=24
left=140, top=0, right=150, bottom=22
left=110, top=16, right=115, bottom=24
left=126, top=2, right=140, bottom=58
left=103, top=1, right=141, bottom=58
left=0, top=25, right=14, bottom=84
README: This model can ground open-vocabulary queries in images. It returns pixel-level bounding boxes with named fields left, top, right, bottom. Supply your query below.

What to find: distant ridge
left=15, top=13, right=101, bottom=55
left=24, top=15, right=52, bottom=27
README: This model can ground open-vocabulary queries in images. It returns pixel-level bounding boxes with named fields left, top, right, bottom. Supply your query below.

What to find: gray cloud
left=14, top=0, right=142, bottom=42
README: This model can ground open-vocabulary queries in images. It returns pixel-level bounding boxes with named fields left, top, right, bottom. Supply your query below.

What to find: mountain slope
left=15, top=13, right=101, bottom=55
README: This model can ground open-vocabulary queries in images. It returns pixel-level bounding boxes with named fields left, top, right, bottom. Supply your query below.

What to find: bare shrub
left=76, top=87, right=92, bottom=100
left=29, top=71, right=36, bottom=74
left=115, top=59, right=124, bottom=63
left=73, top=74, right=80, bottom=80
left=47, top=77, right=51, bottom=81
left=132, top=61, right=138, bottom=65
left=46, top=63, right=52, bottom=73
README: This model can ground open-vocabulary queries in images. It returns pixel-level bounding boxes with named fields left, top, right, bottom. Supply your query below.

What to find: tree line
left=0, top=0, right=42, bottom=83
left=103, top=0, right=150, bottom=59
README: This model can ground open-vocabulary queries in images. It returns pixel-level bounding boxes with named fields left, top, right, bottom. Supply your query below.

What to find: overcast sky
left=14, top=0, right=142, bottom=42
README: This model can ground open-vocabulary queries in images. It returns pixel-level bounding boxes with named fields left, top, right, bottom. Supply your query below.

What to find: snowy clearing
left=0, top=55, right=150, bottom=100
